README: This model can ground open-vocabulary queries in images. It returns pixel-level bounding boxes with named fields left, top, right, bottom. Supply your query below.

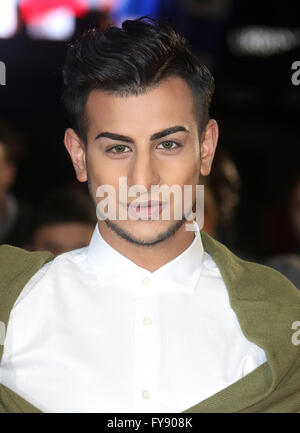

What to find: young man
left=0, top=17, right=299, bottom=413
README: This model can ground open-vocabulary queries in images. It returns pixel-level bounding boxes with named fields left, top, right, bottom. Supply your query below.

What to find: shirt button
left=142, top=277, right=150, bottom=286
left=143, top=317, right=152, bottom=326
left=142, top=390, right=150, bottom=400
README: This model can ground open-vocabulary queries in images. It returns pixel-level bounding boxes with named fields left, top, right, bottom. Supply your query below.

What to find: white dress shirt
left=0, top=222, right=266, bottom=413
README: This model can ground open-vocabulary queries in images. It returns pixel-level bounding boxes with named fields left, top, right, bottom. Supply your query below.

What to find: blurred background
left=0, top=0, right=299, bottom=285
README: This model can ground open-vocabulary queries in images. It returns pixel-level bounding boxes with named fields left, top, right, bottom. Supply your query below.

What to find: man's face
left=65, top=76, right=218, bottom=246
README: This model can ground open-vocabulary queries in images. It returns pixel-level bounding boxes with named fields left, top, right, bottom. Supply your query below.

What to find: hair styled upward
left=62, top=16, right=214, bottom=145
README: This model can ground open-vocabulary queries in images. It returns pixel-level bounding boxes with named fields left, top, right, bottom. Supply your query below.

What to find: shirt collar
left=87, top=221, right=204, bottom=291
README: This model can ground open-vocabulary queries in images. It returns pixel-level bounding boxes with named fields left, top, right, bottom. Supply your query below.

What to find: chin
left=105, top=218, right=185, bottom=246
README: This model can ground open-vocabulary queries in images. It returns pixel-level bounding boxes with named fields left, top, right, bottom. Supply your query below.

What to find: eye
left=157, top=141, right=182, bottom=151
left=107, top=145, right=131, bottom=153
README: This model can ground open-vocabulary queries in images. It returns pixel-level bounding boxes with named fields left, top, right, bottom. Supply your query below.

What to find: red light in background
left=20, top=0, right=89, bottom=23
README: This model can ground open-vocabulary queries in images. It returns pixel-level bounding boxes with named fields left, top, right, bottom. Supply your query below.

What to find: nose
left=127, top=148, right=160, bottom=192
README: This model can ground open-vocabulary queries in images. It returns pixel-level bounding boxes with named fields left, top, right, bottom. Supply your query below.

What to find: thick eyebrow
left=151, top=126, right=189, bottom=141
left=94, top=125, right=189, bottom=143
left=95, top=131, right=133, bottom=143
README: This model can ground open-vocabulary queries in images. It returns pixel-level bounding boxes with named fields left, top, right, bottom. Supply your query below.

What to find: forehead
left=85, top=76, right=197, bottom=137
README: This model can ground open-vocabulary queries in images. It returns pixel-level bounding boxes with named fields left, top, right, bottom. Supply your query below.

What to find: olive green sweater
left=0, top=232, right=300, bottom=413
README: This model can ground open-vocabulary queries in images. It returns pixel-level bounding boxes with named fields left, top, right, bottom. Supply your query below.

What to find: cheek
left=87, top=149, right=118, bottom=189
left=166, top=153, right=199, bottom=187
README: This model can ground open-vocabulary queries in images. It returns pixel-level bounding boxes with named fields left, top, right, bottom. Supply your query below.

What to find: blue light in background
left=110, top=0, right=162, bottom=26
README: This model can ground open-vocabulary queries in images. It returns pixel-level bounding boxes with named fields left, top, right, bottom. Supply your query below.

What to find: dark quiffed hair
left=62, top=16, right=214, bottom=145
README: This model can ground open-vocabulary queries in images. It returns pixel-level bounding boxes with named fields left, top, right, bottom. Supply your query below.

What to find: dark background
left=0, top=0, right=299, bottom=261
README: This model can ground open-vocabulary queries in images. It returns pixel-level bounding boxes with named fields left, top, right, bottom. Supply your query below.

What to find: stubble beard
left=103, top=217, right=187, bottom=247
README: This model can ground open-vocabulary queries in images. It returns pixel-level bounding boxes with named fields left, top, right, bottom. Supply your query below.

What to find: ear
left=200, top=119, right=219, bottom=176
left=64, top=128, right=87, bottom=182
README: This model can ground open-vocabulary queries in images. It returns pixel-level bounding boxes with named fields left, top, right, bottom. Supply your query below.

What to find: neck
left=97, top=221, right=195, bottom=272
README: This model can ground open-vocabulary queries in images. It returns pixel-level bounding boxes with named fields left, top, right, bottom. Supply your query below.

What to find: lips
left=127, top=201, right=164, bottom=220
left=127, top=201, right=162, bottom=209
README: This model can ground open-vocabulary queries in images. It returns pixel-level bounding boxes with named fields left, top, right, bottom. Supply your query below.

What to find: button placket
left=132, top=291, right=160, bottom=409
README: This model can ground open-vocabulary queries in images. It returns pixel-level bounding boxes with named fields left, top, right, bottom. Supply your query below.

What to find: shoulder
left=200, top=232, right=300, bottom=303
left=11, top=246, right=89, bottom=307
left=0, top=244, right=54, bottom=281
left=0, top=245, right=89, bottom=310
left=0, top=245, right=54, bottom=306
left=0, top=245, right=55, bottom=352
